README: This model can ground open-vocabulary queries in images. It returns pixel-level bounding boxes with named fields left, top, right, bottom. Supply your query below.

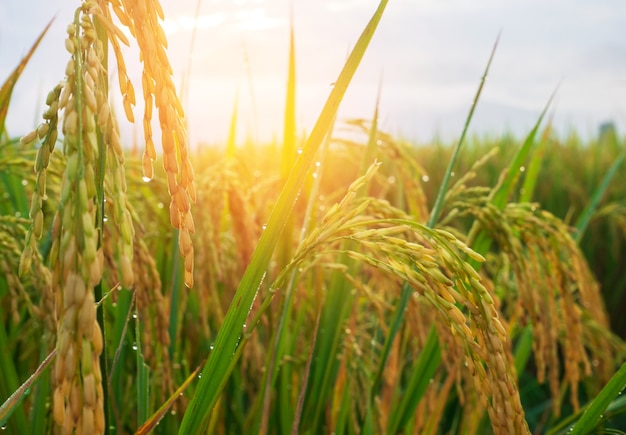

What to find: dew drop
left=142, top=176, right=152, bottom=183
left=14, top=212, right=21, bottom=218
left=312, top=172, right=318, bottom=179
left=315, top=161, right=321, bottom=167
left=519, top=166, right=526, bottom=172
left=429, top=378, right=434, bottom=384
left=209, top=344, right=214, bottom=350
left=157, top=202, right=164, bottom=209
left=171, top=410, right=177, bottom=416
left=297, top=148, right=303, bottom=155
left=21, top=179, right=28, bottom=186
left=262, top=224, right=267, bottom=230
left=197, top=373, right=202, bottom=379
left=1, top=424, right=6, bottom=430
left=387, top=176, right=396, bottom=184
left=103, top=215, right=108, bottom=222
left=450, top=171, right=455, bottom=177
left=422, top=175, right=430, bottom=182
left=132, top=343, right=138, bottom=351
left=132, top=312, right=138, bottom=319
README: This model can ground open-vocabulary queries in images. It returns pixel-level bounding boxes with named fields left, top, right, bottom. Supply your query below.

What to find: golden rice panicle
left=51, top=6, right=107, bottom=433
left=18, top=82, right=63, bottom=278
left=97, top=0, right=196, bottom=287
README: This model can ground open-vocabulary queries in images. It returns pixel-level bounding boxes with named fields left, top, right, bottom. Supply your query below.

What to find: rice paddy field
left=1, top=1, right=626, bottom=434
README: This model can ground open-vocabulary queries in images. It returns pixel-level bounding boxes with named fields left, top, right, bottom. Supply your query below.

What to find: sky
left=1, top=0, right=625, bottom=146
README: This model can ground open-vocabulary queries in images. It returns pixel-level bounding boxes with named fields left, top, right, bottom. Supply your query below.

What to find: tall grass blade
left=29, top=343, right=52, bottom=434
left=136, top=315, right=150, bottom=428
left=179, top=2, right=389, bottom=432
left=281, top=6, right=297, bottom=180
left=291, top=306, right=321, bottom=435
left=135, top=364, right=202, bottom=435
left=428, top=34, right=499, bottom=227
left=370, top=283, right=410, bottom=397
left=569, top=360, right=626, bottom=435
left=468, top=87, right=557, bottom=255
left=0, top=349, right=55, bottom=429
left=387, top=327, right=441, bottom=434
left=575, top=151, right=625, bottom=243
left=519, top=120, right=552, bottom=203
left=278, top=5, right=297, bottom=269
left=0, top=19, right=52, bottom=137
left=0, top=319, right=29, bottom=432
left=514, top=325, right=534, bottom=376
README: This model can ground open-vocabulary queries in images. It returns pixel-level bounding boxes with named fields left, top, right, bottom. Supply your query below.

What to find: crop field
left=1, top=1, right=625, bottom=434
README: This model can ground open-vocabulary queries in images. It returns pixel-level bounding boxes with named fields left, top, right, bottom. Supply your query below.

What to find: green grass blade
left=489, top=87, right=556, bottom=209
left=278, top=5, right=297, bottom=271
left=136, top=313, right=150, bottom=428
left=359, top=75, right=382, bottom=176
left=427, top=34, right=499, bottom=228
left=513, top=325, right=534, bottom=376
left=281, top=7, right=297, bottom=181
left=387, top=327, right=441, bottom=434
left=569, top=360, right=626, bottom=435
left=0, top=139, right=30, bottom=217
left=519, top=120, right=552, bottom=203
left=575, top=151, right=625, bottom=243
left=370, top=279, right=410, bottom=397
left=0, top=349, right=55, bottom=430
left=0, top=19, right=52, bottom=137
left=468, top=87, right=556, bottom=257
left=0, top=319, right=28, bottom=432
left=291, top=305, right=322, bottom=435
left=135, top=364, right=202, bottom=435
left=178, top=2, right=389, bottom=432
left=29, top=343, right=52, bottom=434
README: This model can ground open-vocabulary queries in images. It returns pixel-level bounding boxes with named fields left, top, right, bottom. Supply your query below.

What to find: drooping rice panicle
left=97, top=0, right=196, bottom=287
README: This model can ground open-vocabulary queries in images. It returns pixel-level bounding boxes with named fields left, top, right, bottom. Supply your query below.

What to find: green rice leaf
left=387, top=327, right=441, bottom=433
left=178, top=2, right=389, bottom=432
left=427, top=34, right=499, bottom=228
left=575, top=151, right=625, bottom=243
left=568, top=360, right=626, bottom=435
left=0, top=19, right=53, bottom=138
left=0, top=349, right=54, bottom=431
